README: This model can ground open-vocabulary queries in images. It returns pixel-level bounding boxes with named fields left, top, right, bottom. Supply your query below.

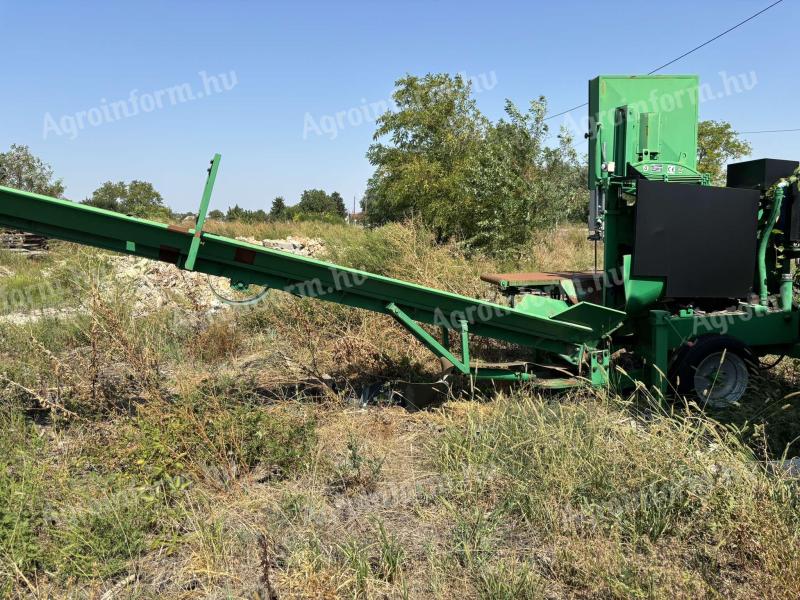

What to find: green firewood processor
left=1, top=75, right=798, bottom=405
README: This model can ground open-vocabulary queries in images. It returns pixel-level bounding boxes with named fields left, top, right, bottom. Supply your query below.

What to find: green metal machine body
left=1, top=74, right=798, bottom=403
left=495, top=74, right=800, bottom=403
left=588, top=75, right=704, bottom=311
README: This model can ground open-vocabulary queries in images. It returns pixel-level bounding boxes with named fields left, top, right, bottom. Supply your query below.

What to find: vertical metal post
left=650, top=310, right=670, bottom=396
left=185, top=153, right=221, bottom=271
left=441, top=326, right=450, bottom=350
left=459, top=320, right=470, bottom=371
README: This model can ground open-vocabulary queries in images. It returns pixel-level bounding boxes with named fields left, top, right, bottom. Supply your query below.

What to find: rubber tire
left=669, top=335, right=755, bottom=406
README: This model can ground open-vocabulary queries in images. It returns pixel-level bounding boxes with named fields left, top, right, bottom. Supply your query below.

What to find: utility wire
left=543, top=0, right=784, bottom=121
left=738, top=127, right=800, bottom=134
left=646, top=0, right=783, bottom=74
left=544, top=102, right=589, bottom=121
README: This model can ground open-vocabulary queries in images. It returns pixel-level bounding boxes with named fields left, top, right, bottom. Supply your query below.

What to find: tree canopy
left=225, top=204, right=268, bottom=223
left=84, top=180, right=170, bottom=219
left=697, top=120, right=752, bottom=186
left=364, top=74, right=585, bottom=254
left=216, top=191, right=346, bottom=223
left=269, top=196, right=288, bottom=220
left=297, top=189, right=347, bottom=218
left=0, top=144, right=65, bottom=197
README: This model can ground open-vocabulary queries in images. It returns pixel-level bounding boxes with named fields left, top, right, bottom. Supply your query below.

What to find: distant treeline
left=79, top=181, right=350, bottom=223
left=207, top=189, right=349, bottom=223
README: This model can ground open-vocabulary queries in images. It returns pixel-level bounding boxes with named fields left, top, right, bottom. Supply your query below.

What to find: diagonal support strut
left=386, top=302, right=470, bottom=374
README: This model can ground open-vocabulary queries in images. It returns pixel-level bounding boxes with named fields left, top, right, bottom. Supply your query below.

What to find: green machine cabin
left=1, top=74, right=799, bottom=405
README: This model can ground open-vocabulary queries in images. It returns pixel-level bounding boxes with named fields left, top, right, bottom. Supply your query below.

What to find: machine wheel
left=670, top=335, right=754, bottom=408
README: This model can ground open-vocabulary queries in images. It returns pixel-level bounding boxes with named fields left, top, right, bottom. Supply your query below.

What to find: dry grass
left=1, top=220, right=799, bottom=598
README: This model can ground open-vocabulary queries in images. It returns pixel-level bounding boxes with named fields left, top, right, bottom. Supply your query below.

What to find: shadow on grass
left=711, top=360, right=800, bottom=459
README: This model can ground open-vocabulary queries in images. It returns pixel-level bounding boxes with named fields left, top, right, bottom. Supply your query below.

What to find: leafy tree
left=84, top=180, right=169, bottom=218
left=297, top=189, right=331, bottom=214
left=0, top=144, right=65, bottom=197
left=225, top=204, right=247, bottom=221
left=467, top=99, right=586, bottom=254
left=365, top=73, right=486, bottom=241
left=224, top=204, right=268, bottom=223
left=208, top=209, right=225, bottom=220
left=124, top=181, right=167, bottom=217
left=251, top=209, right=269, bottom=222
left=364, top=74, right=585, bottom=254
left=330, top=191, right=348, bottom=218
left=83, top=182, right=126, bottom=211
left=697, top=120, right=752, bottom=185
left=269, top=196, right=288, bottom=220
left=297, top=189, right=346, bottom=218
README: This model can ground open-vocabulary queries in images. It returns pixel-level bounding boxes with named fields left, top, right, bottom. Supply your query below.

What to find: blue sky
left=1, top=0, right=797, bottom=212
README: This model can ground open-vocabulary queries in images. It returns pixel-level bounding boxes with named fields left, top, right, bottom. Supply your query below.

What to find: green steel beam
left=185, top=153, right=221, bottom=271
left=0, top=177, right=621, bottom=362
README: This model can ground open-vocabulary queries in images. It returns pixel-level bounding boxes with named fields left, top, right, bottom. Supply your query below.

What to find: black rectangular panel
left=727, top=159, right=800, bottom=243
left=632, top=180, right=759, bottom=298
left=727, top=158, right=798, bottom=191
left=789, top=187, right=800, bottom=242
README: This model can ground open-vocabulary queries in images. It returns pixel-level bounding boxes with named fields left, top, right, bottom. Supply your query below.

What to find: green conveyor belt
left=0, top=184, right=624, bottom=354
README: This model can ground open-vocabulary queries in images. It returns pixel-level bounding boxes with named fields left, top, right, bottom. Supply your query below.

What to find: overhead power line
left=543, top=0, right=784, bottom=121
left=738, top=127, right=800, bottom=134
left=545, top=102, right=589, bottom=121
left=646, top=0, right=784, bottom=74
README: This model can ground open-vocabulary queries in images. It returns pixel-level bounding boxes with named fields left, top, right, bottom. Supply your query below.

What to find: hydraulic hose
left=759, top=184, right=786, bottom=306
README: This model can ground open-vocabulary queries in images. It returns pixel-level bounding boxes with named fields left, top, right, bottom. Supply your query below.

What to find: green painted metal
left=588, top=75, right=700, bottom=190
left=2, top=73, right=799, bottom=397
left=642, top=306, right=800, bottom=395
left=0, top=179, right=629, bottom=387
left=459, top=319, right=470, bottom=371
left=759, top=185, right=785, bottom=306
left=581, top=74, right=800, bottom=398
left=515, top=294, right=625, bottom=339
left=649, top=310, right=671, bottom=395
left=515, top=295, right=569, bottom=318
left=588, top=75, right=700, bottom=311
left=588, top=349, right=611, bottom=386
left=0, top=185, right=600, bottom=346
left=622, top=255, right=664, bottom=314
left=185, top=153, right=221, bottom=271
left=387, top=302, right=469, bottom=374
left=781, top=274, right=793, bottom=312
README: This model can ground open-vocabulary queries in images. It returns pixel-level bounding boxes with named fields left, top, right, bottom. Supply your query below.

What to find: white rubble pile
left=236, top=235, right=325, bottom=258
left=109, top=256, right=230, bottom=315
left=0, top=306, right=86, bottom=325
left=108, top=236, right=326, bottom=315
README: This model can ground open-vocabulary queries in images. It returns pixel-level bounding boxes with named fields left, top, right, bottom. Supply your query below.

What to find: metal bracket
left=386, top=303, right=470, bottom=374
left=588, top=348, right=610, bottom=386
left=185, top=153, right=221, bottom=271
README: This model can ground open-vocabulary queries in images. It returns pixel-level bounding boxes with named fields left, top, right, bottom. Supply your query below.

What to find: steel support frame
left=643, top=308, right=800, bottom=395
left=387, top=302, right=609, bottom=388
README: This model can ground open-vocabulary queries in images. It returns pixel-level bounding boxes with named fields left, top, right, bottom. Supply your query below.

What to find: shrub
left=127, top=392, right=317, bottom=486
